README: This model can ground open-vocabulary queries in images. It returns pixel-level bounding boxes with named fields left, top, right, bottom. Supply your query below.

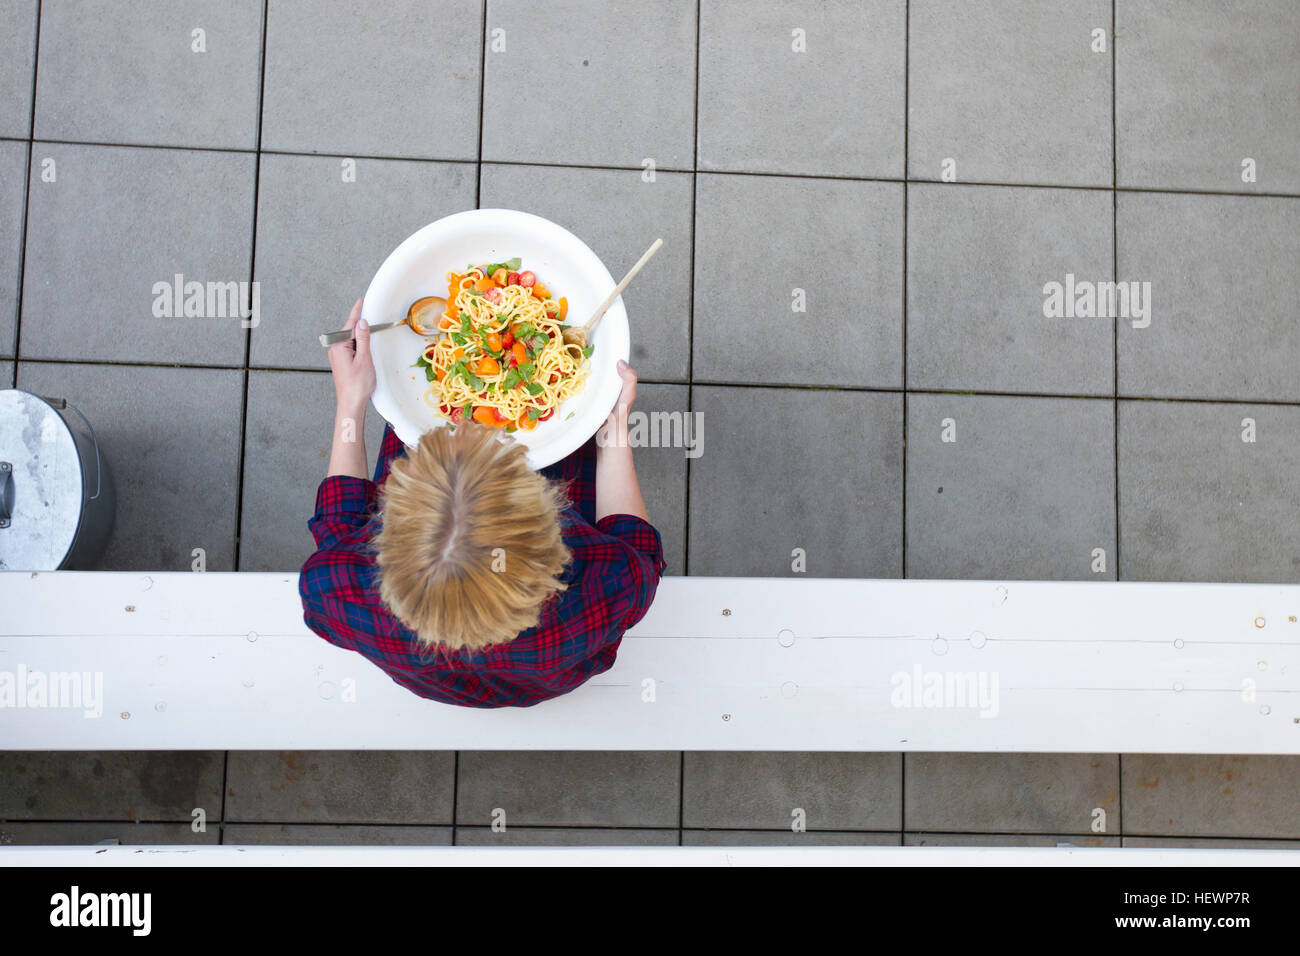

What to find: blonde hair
left=373, top=422, right=570, bottom=653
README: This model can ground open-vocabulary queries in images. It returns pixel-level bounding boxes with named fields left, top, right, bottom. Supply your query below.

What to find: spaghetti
left=413, top=259, right=591, bottom=431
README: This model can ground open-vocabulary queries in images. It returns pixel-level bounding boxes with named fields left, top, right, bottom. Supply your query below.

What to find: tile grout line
left=11, top=1, right=41, bottom=368
left=475, top=0, right=487, bottom=208
left=451, top=751, right=460, bottom=845
left=683, top=0, right=701, bottom=585
left=218, top=751, right=229, bottom=844
left=677, top=0, right=702, bottom=844
left=900, top=0, right=910, bottom=583
left=33, top=818, right=1283, bottom=843
left=1111, top=0, right=1120, bottom=583
left=8, top=135, right=1299, bottom=199
left=16, top=355, right=1300, bottom=407
left=900, top=3, right=909, bottom=831
left=232, top=0, right=270, bottom=574
left=1113, top=0, right=1125, bottom=841
left=222, top=0, right=269, bottom=823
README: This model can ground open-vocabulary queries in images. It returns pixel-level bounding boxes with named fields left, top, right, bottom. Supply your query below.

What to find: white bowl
left=362, top=209, right=629, bottom=468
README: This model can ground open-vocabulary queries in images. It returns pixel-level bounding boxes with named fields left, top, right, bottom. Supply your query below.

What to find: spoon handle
left=580, top=237, right=663, bottom=336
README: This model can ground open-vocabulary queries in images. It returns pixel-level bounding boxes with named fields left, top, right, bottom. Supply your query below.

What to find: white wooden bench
left=2, top=571, right=1297, bottom=753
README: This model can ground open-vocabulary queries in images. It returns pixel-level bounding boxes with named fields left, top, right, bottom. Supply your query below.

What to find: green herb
left=453, top=361, right=484, bottom=391
left=501, top=367, right=522, bottom=390
left=526, top=382, right=545, bottom=396
left=505, top=425, right=517, bottom=433
left=424, top=365, right=435, bottom=382
left=581, top=345, right=594, bottom=358
left=565, top=412, right=575, bottom=421
left=450, top=332, right=466, bottom=346
left=527, top=407, right=542, bottom=420
left=517, top=361, right=536, bottom=379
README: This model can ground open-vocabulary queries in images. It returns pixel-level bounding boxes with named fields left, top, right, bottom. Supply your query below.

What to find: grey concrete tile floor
left=2, top=0, right=1299, bottom=848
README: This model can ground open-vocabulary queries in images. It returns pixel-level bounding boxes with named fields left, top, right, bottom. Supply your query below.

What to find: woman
left=298, top=299, right=666, bottom=708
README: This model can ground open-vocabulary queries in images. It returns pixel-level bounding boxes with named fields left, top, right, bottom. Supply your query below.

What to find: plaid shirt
left=298, top=422, right=667, bottom=708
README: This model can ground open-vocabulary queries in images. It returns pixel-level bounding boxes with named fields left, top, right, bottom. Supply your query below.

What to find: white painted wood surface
left=1, top=571, right=1297, bottom=752
left=1, top=845, right=1297, bottom=866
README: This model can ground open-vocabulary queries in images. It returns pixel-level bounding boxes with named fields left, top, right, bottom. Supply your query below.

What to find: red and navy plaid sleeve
left=297, top=422, right=668, bottom=708
left=594, top=514, right=667, bottom=630
left=307, top=477, right=377, bottom=551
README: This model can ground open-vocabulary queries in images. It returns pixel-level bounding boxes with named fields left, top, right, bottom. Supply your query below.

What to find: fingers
left=343, top=297, right=363, bottom=331
left=352, top=311, right=371, bottom=360
left=329, top=298, right=365, bottom=363
left=616, top=358, right=637, bottom=410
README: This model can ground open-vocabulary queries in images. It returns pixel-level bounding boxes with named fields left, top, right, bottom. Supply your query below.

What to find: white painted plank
left=1, top=845, right=1298, bottom=867
left=1, top=571, right=1297, bottom=752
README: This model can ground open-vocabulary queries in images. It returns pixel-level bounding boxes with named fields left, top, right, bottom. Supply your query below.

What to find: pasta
left=412, top=259, right=591, bottom=432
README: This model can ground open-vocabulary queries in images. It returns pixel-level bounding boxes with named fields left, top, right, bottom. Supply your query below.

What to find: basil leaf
left=505, top=425, right=517, bottom=433
left=504, top=257, right=522, bottom=271
left=565, top=411, right=575, bottom=421
left=581, top=345, right=594, bottom=358
left=526, top=382, right=545, bottom=396
left=424, top=365, right=435, bottom=382
left=527, top=407, right=542, bottom=420
left=517, top=362, right=535, bottom=379
left=461, top=366, right=485, bottom=390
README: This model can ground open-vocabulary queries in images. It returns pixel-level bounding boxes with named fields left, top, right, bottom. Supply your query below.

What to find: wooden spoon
left=318, top=295, right=447, bottom=347
left=561, top=238, right=663, bottom=349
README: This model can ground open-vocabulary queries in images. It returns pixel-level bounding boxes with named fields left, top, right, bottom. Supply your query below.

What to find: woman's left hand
left=329, top=297, right=377, bottom=412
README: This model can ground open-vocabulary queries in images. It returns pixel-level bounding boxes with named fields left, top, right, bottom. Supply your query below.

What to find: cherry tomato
left=501, top=329, right=514, bottom=348
left=484, top=287, right=502, bottom=304
left=512, top=341, right=528, bottom=365
left=517, top=270, right=536, bottom=288
left=471, top=406, right=509, bottom=427
left=539, top=408, right=555, bottom=422
left=506, top=271, right=520, bottom=285
left=485, top=331, right=502, bottom=352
